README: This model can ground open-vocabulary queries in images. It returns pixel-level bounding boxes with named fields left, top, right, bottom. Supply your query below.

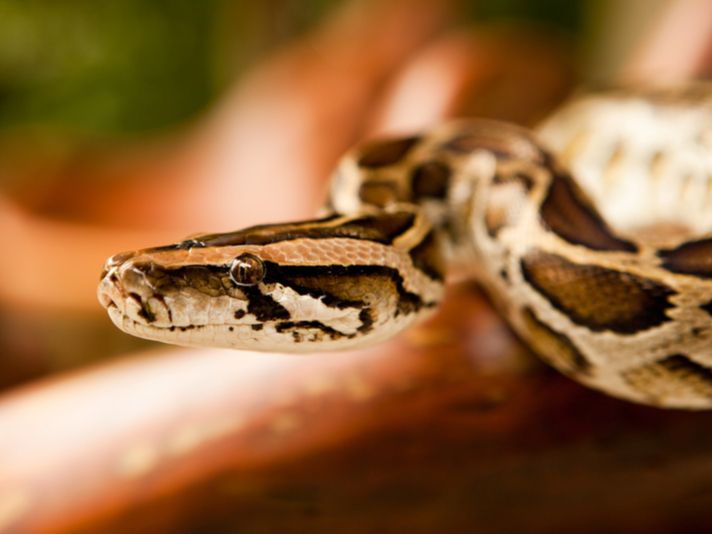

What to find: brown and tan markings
left=99, top=96, right=712, bottom=408
left=130, top=261, right=294, bottom=325
left=522, top=307, right=592, bottom=376
left=240, top=283, right=291, bottom=323
left=659, top=237, right=712, bottom=277
left=130, top=263, right=230, bottom=298
left=129, top=292, right=157, bottom=323
left=275, top=320, right=356, bottom=343
left=440, top=123, right=545, bottom=162
left=407, top=230, right=445, bottom=281
left=539, top=172, right=637, bottom=252
left=492, top=170, right=534, bottom=190
left=520, top=251, right=676, bottom=334
left=178, top=211, right=417, bottom=249
left=126, top=259, right=424, bottom=334
left=623, top=354, right=712, bottom=401
left=358, top=181, right=400, bottom=208
left=411, top=161, right=452, bottom=200
left=485, top=171, right=534, bottom=237
left=266, top=263, right=426, bottom=318
left=357, top=136, right=420, bottom=168
left=700, top=299, right=712, bottom=318
left=341, top=212, right=416, bottom=243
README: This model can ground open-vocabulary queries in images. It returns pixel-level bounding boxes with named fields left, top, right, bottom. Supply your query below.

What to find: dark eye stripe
left=262, top=262, right=426, bottom=317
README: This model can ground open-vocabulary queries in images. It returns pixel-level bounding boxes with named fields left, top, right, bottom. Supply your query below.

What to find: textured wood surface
left=2, top=285, right=712, bottom=534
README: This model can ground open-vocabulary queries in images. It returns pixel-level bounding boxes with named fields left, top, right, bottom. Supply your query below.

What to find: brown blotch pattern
left=357, top=308, right=376, bottom=334
left=346, top=211, right=415, bottom=243
left=441, top=124, right=544, bottom=162
left=241, top=285, right=292, bottom=322
left=408, top=231, right=445, bottom=281
left=411, top=161, right=452, bottom=200
left=623, top=354, right=712, bottom=401
left=700, top=298, right=712, bottom=317
left=540, top=173, right=637, bottom=252
left=357, top=136, right=420, bottom=168
left=660, top=238, right=712, bottom=278
left=521, top=251, right=676, bottom=334
left=359, top=181, right=401, bottom=207
left=522, top=307, right=592, bottom=376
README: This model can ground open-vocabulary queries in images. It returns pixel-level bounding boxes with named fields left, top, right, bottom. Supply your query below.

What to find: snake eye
left=229, top=253, right=265, bottom=286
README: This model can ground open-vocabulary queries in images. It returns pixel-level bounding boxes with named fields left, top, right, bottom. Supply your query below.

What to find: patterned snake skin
left=98, top=84, right=712, bottom=409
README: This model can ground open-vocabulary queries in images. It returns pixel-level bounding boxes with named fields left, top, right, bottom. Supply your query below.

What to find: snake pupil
left=229, top=253, right=265, bottom=286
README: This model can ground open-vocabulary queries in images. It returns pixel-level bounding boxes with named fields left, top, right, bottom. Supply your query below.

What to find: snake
left=98, top=84, right=712, bottom=410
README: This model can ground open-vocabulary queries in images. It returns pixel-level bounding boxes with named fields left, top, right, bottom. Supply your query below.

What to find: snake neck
left=98, top=88, right=712, bottom=408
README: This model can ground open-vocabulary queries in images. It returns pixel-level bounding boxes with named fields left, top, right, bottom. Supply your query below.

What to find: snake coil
left=99, top=85, right=712, bottom=409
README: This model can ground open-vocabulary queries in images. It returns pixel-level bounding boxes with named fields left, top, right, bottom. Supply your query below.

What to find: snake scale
left=99, top=85, right=712, bottom=409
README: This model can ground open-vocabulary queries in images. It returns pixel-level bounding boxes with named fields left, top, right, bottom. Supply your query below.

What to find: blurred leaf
left=0, top=0, right=218, bottom=133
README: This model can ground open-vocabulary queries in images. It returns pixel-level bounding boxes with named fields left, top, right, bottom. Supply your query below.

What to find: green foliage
left=0, top=0, right=217, bottom=133
left=470, top=0, right=584, bottom=34
left=0, top=0, right=583, bottom=134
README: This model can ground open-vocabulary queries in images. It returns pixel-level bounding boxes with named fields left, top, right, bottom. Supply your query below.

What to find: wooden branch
left=1, top=285, right=711, bottom=534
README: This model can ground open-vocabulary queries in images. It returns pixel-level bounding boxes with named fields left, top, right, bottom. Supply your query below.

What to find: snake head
left=98, top=210, right=444, bottom=352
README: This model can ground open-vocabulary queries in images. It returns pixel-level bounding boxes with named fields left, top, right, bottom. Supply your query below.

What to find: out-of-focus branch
left=622, top=0, right=712, bottom=83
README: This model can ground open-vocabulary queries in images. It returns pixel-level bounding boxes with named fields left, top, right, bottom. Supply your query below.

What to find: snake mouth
left=98, top=287, right=118, bottom=310
left=98, top=268, right=156, bottom=325
left=99, top=280, right=172, bottom=336
left=97, top=275, right=120, bottom=310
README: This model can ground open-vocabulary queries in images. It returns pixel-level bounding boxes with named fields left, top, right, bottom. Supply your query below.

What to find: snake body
left=99, top=85, right=712, bottom=409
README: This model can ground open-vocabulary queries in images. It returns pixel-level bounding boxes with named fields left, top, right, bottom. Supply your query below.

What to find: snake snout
left=98, top=263, right=172, bottom=329
left=100, top=250, right=138, bottom=280
left=97, top=252, right=150, bottom=316
left=97, top=287, right=116, bottom=310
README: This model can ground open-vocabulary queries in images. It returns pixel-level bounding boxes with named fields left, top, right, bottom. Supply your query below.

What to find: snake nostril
left=103, top=251, right=138, bottom=275
left=101, top=250, right=138, bottom=280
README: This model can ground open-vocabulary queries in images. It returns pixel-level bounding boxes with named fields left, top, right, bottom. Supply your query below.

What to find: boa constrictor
left=98, top=85, right=712, bottom=409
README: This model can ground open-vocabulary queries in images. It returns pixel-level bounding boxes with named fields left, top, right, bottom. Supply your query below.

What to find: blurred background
left=0, top=0, right=674, bottom=389
left=0, top=0, right=666, bottom=135
left=2, top=2, right=712, bottom=533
